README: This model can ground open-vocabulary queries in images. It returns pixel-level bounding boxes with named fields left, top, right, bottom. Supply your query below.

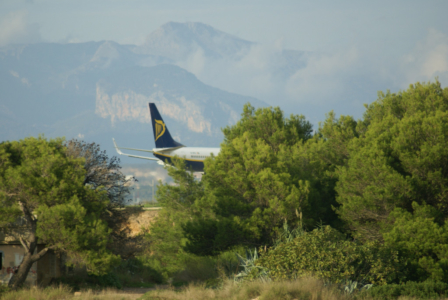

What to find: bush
left=254, top=225, right=400, bottom=285
left=0, top=284, right=11, bottom=297
left=383, top=203, right=448, bottom=282
left=53, top=273, right=122, bottom=290
left=113, top=257, right=163, bottom=286
left=361, top=280, right=448, bottom=299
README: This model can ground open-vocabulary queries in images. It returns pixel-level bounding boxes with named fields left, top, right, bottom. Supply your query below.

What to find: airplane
left=113, top=103, right=220, bottom=172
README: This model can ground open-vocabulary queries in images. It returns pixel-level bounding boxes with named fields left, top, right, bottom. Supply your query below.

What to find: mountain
left=0, top=37, right=265, bottom=162
left=131, top=21, right=311, bottom=111
left=95, top=64, right=263, bottom=147
left=0, top=21, right=319, bottom=164
left=134, top=22, right=254, bottom=61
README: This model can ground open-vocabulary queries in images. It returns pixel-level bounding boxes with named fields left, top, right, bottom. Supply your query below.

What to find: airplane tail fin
left=149, top=103, right=184, bottom=149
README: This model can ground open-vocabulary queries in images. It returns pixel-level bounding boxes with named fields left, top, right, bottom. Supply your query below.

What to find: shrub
left=113, top=257, right=163, bottom=286
left=0, top=284, right=11, bottom=297
left=53, top=273, right=122, bottom=290
left=361, top=280, right=448, bottom=299
left=254, top=225, right=400, bottom=285
left=383, top=202, right=448, bottom=282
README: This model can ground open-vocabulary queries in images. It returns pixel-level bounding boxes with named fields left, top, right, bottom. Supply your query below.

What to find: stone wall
left=121, top=207, right=160, bottom=236
left=0, top=244, right=37, bottom=286
left=0, top=207, right=160, bottom=286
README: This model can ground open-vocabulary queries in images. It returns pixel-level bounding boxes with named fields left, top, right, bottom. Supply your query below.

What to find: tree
left=146, top=158, right=208, bottom=278
left=0, top=137, right=119, bottom=289
left=181, top=104, right=343, bottom=255
left=383, top=202, right=448, bottom=282
left=335, top=81, right=448, bottom=241
left=65, top=139, right=139, bottom=258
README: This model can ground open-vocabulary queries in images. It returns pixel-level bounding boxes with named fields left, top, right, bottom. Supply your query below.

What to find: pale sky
left=1, top=0, right=448, bottom=122
left=1, top=0, right=446, bottom=51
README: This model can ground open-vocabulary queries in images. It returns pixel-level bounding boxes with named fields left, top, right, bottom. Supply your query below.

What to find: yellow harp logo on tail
left=155, top=119, right=166, bottom=141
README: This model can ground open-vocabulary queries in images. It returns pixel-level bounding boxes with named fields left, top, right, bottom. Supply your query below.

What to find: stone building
left=0, top=228, right=64, bottom=286
left=0, top=207, right=159, bottom=286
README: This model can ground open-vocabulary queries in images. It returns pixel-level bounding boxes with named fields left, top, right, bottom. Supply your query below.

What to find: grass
left=140, top=277, right=352, bottom=300
left=0, top=285, right=146, bottom=300
left=3, top=279, right=448, bottom=300
left=141, top=202, right=160, bottom=208
left=0, top=285, right=73, bottom=300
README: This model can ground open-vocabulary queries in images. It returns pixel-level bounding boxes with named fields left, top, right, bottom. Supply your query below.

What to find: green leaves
left=383, top=202, right=448, bottom=282
left=331, top=80, right=448, bottom=282
left=255, top=226, right=400, bottom=285
left=336, top=81, right=448, bottom=240
left=0, top=136, right=119, bottom=275
left=191, top=104, right=318, bottom=251
left=170, top=103, right=345, bottom=254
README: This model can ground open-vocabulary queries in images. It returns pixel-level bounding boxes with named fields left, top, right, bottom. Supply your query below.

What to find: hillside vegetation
left=143, top=80, right=448, bottom=299
left=2, top=80, right=448, bottom=300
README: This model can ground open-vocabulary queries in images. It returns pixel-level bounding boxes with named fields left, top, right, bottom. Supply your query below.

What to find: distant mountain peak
left=134, top=21, right=254, bottom=60
left=155, top=21, right=231, bottom=39
left=90, top=41, right=121, bottom=63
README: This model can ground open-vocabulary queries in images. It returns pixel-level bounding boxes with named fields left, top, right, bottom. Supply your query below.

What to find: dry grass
left=0, top=284, right=73, bottom=300
left=71, top=288, right=146, bottom=300
left=0, top=285, right=146, bottom=300
left=140, top=277, right=351, bottom=300
left=3, top=280, right=448, bottom=300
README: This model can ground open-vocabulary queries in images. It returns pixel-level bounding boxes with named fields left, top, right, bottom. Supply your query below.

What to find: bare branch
left=19, top=236, right=29, bottom=252
left=30, top=246, right=54, bottom=262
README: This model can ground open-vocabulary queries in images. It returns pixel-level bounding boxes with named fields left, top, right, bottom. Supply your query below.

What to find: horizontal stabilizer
left=113, top=138, right=159, bottom=161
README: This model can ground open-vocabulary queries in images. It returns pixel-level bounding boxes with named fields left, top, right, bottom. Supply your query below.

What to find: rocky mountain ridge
left=0, top=23, right=270, bottom=159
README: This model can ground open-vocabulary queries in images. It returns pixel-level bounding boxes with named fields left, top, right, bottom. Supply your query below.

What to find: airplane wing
left=113, top=138, right=159, bottom=161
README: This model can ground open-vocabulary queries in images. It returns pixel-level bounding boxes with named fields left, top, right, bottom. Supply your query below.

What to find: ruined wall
left=0, top=245, right=37, bottom=286
left=122, top=208, right=160, bottom=236
left=36, top=247, right=63, bottom=286
left=0, top=207, right=160, bottom=286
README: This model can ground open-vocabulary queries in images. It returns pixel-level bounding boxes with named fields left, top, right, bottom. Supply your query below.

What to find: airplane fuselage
left=153, top=147, right=220, bottom=172
left=113, top=103, right=221, bottom=173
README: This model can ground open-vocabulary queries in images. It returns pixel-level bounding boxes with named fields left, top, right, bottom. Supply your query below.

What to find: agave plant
left=273, top=220, right=305, bottom=247
left=234, top=248, right=270, bottom=283
left=343, top=280, right=373, bottom=295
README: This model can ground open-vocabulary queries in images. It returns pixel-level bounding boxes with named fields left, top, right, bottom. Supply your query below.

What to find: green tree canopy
left=65, top=139, right=139, bottom=258
left=336, top=81, right=448, bottom=240
left=146, top=158, right=207, bottom=277
left=0, top=137, right=119, bottom=289
left=180, top=104, right=340, bottom=255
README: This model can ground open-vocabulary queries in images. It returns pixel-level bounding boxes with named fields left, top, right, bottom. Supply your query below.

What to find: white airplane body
left=113, top=103, right=220, bottom=172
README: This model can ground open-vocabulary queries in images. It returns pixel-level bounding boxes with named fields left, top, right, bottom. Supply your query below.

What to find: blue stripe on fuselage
left=153, top=153, right=205, bottom=172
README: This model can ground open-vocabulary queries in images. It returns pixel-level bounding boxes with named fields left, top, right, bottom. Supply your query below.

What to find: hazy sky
left=1, top=0, right=448, bottom=122
left=1, top=0, right=446, bottom=50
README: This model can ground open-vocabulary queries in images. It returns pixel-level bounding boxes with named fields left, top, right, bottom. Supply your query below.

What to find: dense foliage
left=179, top=104, right=343, bottom=255
left=0, top=137, right=120, bottom=288
left=336, top=81, right=448, bottom=238
left=144, top=158, right=210, bottom=278
left=331, top=81, right=448, bottom=282
left=361, top=280, right=448, bottom=300
left=143, top=80, right=448, bottom=294
left=65, top=139, right=142, bottom=258
left=254, top=226, right=399, bottom=285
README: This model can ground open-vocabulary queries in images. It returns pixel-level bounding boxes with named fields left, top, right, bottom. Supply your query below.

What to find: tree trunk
left=8, top=245, right=50, bottom=289
left=8, top=202, right=53, bottom=289
left=7, top=253, right=36, bottom=289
